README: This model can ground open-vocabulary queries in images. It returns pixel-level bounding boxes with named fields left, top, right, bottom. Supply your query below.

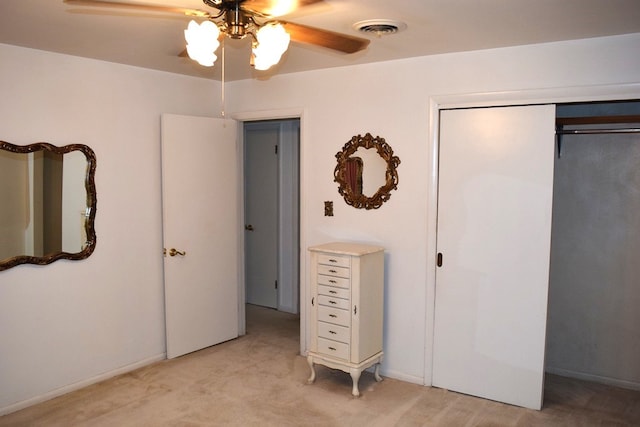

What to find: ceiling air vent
left=353, top=19, right=407, bottom=36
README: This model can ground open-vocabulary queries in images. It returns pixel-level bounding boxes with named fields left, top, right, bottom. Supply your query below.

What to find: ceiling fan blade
left=242, top=0, right=325, bottom=17
left=63, top=0, right=212, bottom=18
left=281, top=21, right=370, bottom=54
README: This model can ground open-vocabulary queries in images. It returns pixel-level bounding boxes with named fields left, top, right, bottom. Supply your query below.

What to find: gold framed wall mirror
left=0, top=141, right=97, bottom=271
left=334, top=133, right=400, bottom=209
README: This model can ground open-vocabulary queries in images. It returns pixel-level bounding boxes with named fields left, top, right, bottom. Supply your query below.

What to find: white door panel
left=161, top=114, right=239, bottom=359
left=244, top=122, right=278, bottom=308
left=433, top=105, right=556, bottom=409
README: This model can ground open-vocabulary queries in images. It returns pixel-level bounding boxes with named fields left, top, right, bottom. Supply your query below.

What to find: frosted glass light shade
left=184, top=20, right=220, bottom=67
left=252, top=23, right=290, bottom=70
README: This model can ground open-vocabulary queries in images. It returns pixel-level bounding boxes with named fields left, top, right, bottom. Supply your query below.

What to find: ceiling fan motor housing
left=202, top=0, right=253, bottom=39
left=224, top=9, right=251, bottom=38
left=202, top=0, right=224, bottom=8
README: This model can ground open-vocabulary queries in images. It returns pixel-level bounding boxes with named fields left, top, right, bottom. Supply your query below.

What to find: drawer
left=318, top=321, right=350, bottom=344
left=317, top=274, right=350, bottom=289
left=318, top=264, right=350, bottom=279
left=317, top=337, right=349, bottom=360
left=318, top=253, right=350, bottom=268
left=318, top=294, right=350, bottom=310
left=318, top=305, right=350, bottom=327
left=318, top=284, right=350, bottom=299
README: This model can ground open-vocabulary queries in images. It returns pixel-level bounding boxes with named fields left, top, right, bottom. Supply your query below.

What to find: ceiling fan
left=63, top=0, right=371, bottom=70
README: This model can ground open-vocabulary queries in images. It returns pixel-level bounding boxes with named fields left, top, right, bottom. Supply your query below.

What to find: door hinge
left=275, top=145, right=278, bottom=154
left=275, top=280, right=278, bottom=289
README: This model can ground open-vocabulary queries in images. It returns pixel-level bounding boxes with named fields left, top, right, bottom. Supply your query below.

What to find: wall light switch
left=324, top=201, right=334, bottom=216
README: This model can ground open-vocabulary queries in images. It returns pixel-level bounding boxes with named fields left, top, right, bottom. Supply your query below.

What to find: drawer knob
left=329, top=280, right=337, bottom=283
left=329, top=290, right=337, bottom=294
left=329, top=314, right=337, bottom=318
left=329, top=300, right=337, bottom=305
left=328, top=347, right=337, bottom=351
left=329, top=269, right=337, bottom=273
left=329, top=259, right=338, bottom=263
left=329, top=330, right=337, bottom=334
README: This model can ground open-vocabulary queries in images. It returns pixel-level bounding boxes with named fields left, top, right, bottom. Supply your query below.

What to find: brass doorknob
left=169, top=248, right=186, bottom=257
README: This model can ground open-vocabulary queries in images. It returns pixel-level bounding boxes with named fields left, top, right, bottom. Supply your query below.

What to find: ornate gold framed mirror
left=0, top=141, right=97, bottom=271
left=334, top=133, right=400, bottom=209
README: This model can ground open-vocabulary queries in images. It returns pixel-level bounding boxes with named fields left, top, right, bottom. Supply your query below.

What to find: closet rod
left=556, top=128, right=640, bottom=135
left=555, top=126, right=640, bottom=158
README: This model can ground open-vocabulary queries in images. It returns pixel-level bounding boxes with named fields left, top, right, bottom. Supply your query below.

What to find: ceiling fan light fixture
left=252, top=22, right=291, bottom=70
left=184, top=20, right=221, bottom=67
left=65, top=0, right=372, bottom=73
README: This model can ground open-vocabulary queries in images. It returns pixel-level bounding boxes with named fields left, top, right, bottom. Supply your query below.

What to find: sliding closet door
left=433, top=105, right=556, bottom=410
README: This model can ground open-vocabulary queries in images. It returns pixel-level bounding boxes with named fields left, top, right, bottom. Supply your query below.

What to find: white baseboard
left=546, top=366, right=640, bottom=391
left=0, top=353, right=166, bottom=416
left=379, top=368, right=424, bottom=386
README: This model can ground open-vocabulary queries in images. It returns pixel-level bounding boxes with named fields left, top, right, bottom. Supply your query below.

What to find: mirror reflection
left=0, top=141, right=96, bottom=271
left=348, top=147, right=387, bottom=197
left=334, top=133, right=400, bottom=210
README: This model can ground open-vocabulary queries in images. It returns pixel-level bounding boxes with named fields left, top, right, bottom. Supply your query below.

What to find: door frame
left=232, top=108, right=307, bottom=355
left=425, top=83, right=640, bottom=386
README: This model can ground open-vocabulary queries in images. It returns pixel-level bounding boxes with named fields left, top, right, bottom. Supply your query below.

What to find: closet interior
left=545, top=100, right=640, bottom=391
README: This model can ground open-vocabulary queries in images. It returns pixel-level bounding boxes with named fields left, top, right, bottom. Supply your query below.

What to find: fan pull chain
left=220, top=38, right=225, bottom=119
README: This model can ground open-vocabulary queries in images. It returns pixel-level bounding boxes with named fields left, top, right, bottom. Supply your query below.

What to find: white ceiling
left=1, top=0, right=640, bottom=81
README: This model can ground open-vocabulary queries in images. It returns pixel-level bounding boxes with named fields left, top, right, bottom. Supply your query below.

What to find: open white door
left=161, top=114, right=239, bottom=359
left=244, top=122, right=279, bottom=309
left=433, top=105, right=556, bottom=409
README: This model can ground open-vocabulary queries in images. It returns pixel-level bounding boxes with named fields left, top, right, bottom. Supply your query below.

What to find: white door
left=244, top=122, right=279, bottom=308
left=161, top=114, right=239, bottom=359
left=433, top=105, right=556, bottom=410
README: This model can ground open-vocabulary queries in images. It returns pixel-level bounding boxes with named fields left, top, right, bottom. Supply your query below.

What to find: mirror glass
left=334, top=133, right=400, bottom=210
left=0, top=141, right=96, bottom=271
left=351, top=147, right=387, bottom=197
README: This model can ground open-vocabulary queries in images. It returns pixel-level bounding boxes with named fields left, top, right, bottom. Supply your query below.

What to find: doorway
left=243, top=118, right=300, bottom=317
left=546, top=100, right=640, bottom=391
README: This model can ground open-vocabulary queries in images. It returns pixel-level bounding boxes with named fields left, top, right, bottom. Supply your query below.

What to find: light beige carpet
left=2, top=304, right=639, bottom=426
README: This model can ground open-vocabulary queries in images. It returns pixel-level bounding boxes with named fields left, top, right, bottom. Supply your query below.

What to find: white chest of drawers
left=307, top=242, right=384, bottom=396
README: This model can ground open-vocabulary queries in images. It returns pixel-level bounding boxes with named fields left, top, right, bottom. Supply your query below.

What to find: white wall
left=226, top=33, right=640, bottom=384
left=1, top=32, right=640, bottom=414
left=277, top=119, right=300, bottom=314
left=0, top=43, right=219, bottom=414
